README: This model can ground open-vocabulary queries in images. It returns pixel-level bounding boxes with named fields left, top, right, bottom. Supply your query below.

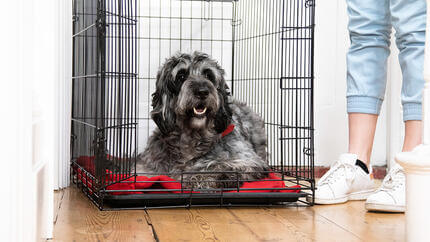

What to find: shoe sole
left=365, top=203, right=405, bottom=213
left=315, top=189, right=374, bottom=205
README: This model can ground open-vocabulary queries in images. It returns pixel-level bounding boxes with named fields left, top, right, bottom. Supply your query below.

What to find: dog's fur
left=136, top=52, right=269, bottom=189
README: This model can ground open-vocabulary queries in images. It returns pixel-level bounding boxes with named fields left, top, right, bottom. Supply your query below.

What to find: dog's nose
left=195, top=87, right=209, bottom=99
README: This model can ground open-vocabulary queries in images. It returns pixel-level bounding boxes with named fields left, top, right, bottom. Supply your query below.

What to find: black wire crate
left=71, top=0, right=315, bottom=210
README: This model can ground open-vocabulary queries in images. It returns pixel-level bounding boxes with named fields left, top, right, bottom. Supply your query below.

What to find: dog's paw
left=182, top=174, right=218, bottom=190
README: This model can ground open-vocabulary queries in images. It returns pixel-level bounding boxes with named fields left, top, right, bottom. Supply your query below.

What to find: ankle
left=347, top=150, right=371, bottom=165
left=402, top=142, right=420, bottom=152
left=403, top=120, right=422, bottom=152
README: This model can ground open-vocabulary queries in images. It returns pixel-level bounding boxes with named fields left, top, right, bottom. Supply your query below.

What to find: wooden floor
left=53, top=186, right=405, bottom=242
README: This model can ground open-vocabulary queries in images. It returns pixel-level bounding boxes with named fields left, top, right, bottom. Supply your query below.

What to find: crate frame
left=71, top=0, right=315, bottom=210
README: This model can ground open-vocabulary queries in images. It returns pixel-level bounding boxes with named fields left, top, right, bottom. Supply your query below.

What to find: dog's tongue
left=196, top=108, right=205, bottom=112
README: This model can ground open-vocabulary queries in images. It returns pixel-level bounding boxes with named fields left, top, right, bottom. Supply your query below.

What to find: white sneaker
left=365, top=163, right=405, bottom=212
left=315, top=153, right=375, bottom=204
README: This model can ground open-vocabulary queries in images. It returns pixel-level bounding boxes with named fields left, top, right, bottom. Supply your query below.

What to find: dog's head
left=151, top=52, right=232, bottom=135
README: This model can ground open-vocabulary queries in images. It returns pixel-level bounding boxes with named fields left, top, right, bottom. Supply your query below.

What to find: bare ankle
left=403, top=120, right=422, bottom=152
left=347, top=149, right=371, bottom=166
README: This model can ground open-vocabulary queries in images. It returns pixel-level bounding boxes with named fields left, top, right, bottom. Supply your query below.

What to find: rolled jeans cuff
left=347, top=96, right=383, bottom=115
left=403, top=103, right=422, bottom=121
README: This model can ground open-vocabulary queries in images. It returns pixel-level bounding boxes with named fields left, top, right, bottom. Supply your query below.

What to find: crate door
left=99, top=0, right=139, bottom=186
left=71, top=0, right=138, bottom=189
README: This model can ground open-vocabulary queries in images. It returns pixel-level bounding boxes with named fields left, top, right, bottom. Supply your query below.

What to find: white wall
left=386, top=35, right=405, bottom=169
left=54, top=1, right=73, bottom=190
left=314, top=1, right=403, bottom=167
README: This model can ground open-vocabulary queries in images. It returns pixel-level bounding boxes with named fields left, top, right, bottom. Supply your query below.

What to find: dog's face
left=151, top=52, right=232, bottom=135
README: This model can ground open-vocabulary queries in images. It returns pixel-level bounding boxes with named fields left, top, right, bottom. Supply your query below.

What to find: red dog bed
left=74, top=156, right=300, bottom=195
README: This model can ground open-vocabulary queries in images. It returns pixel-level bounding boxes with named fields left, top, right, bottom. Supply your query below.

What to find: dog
left=136, top=52, right=270, bottom=189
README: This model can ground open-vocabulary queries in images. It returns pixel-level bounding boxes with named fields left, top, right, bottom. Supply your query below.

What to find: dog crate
left=71, top=0, right=315, bottom=209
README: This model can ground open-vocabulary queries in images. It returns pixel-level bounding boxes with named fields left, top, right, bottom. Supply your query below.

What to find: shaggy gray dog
left=136, top=52, right=269, bottom=189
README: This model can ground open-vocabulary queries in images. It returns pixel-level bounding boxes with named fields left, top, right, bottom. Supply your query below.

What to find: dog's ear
left=151, top=65, right=177, bottom=135
left=214, top=83, right=233, bottom=133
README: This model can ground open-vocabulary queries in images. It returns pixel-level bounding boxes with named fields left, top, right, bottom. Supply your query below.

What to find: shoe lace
left=379, top=166, right=404, bottom=191
left=318, top=160, right=355, bottom=186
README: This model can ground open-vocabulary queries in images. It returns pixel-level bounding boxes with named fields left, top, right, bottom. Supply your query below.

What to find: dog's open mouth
left=193, top=104, right=207, bottom=117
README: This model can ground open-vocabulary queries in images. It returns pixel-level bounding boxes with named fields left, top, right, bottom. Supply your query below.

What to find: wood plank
left=53, top=183, right=405, bottom=242
left=227, top=207, right=361, bottom=242
left=53, top=187, right=155, bottom=242
left=147, top=206, right=360, bottom=242
left=54, top=189, right=64, bottom=225
left=313, top=201, right=405, bottom=242
left=226, top=207, right=312, bottom=242
left=147, top=208, right=262, bottom=242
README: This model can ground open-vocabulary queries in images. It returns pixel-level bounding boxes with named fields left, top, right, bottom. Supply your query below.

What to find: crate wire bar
left=71, top=0, right=315, bottom=210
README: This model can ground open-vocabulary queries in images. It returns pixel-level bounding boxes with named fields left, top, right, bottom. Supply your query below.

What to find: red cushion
left=74, top=156, right=301, bottom=195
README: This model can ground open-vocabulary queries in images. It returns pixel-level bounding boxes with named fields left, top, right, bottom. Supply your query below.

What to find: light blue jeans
left=346, top=0, right=426, bottom=121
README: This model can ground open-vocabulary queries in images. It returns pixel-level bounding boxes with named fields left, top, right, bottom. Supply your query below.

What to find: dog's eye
left=176, top=70, right=188, bottom=83
left=203, top=69, right=215, bottom=83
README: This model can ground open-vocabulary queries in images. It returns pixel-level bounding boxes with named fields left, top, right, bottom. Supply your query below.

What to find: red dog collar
left=221, top=124, right=235, bottom=137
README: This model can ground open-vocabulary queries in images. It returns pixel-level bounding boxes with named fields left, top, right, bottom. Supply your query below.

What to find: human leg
left=365, top=0, right=426, bottom=212
left=315, top=0, right=391, bottom=205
